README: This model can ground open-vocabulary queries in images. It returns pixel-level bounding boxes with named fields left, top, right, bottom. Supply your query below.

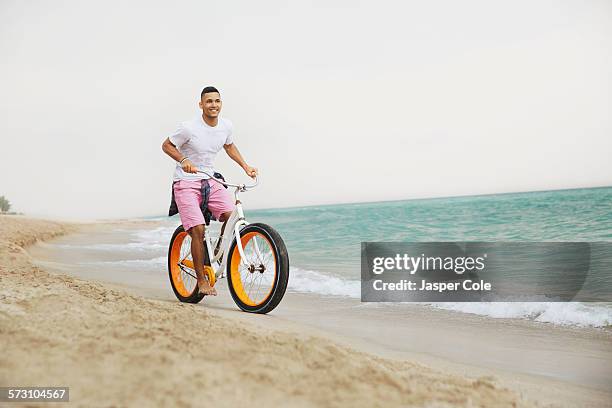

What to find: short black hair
left=201, top=86, right=220, bottom=99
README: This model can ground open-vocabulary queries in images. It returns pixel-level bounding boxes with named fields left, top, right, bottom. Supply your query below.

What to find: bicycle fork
left=232, top=202, right=266, bottom=265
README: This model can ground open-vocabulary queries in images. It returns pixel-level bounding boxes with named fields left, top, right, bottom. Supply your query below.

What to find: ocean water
left=57, top=187, right=612, bottom=328
left=250, top=186, right=612, bottom=272
left=250, top=186, right=612, bottom=328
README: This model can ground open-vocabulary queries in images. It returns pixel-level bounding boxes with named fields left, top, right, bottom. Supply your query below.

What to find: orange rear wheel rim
left=170, top=231, right=197, bottom=297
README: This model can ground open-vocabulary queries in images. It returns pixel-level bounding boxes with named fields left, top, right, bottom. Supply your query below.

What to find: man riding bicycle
left=162, top=86, right=258, bottom=296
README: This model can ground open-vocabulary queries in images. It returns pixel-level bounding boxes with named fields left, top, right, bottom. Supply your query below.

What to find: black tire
left=226, top=223, right=289, bottom=314
left=168, top=225, right=205, bottom=304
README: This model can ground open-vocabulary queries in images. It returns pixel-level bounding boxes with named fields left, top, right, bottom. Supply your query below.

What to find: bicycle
left=167, top=170, right=290, bottom=314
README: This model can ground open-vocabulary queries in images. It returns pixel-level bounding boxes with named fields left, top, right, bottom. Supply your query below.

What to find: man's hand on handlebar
left=181, top=159, right=199, bottom=174
left=244, top=165, right=258, bottom=179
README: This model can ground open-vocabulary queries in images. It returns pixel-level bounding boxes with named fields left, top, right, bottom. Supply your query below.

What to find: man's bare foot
left=198, top=280, right=217, bottom=296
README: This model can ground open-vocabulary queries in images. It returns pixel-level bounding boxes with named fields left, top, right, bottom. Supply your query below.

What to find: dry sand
left=0, top=216, right=538, bottom=407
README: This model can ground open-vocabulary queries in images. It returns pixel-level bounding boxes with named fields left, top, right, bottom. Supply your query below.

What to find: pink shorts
left=173, top=179, right=235, bottom=231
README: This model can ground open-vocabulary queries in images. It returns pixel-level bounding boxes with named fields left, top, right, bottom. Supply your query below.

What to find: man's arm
left=223, top=143, right=258, bottom=178
left=161, top=138, right=198, bottom=173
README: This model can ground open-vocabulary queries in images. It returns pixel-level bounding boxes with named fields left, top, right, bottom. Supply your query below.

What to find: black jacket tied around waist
left=168, top=172, right=227, bottom=226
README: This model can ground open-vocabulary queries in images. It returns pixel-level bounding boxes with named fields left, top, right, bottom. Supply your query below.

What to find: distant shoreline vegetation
left=0, top=195, right=12, bottom=213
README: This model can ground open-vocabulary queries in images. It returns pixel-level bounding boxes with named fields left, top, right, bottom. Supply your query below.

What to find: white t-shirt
left=169, top=115, right=234, bottom=181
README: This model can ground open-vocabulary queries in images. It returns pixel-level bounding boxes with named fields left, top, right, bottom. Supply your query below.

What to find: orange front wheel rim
left=229, top=232, right=277, bottom=307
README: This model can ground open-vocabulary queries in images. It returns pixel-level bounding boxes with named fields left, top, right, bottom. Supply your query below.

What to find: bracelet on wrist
left=179, top=157, right=189, bottom=164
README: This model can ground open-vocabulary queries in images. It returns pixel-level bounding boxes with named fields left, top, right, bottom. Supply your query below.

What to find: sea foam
left=429, top=301, right=612, bottom=328
left=86, top=256, right=167, bottom=267
left=286, top=268, right=612, bottom=327
left=288, top=267, right=360, bottom=298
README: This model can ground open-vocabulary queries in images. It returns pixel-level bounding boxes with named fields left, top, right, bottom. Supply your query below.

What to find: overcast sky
left=1, top=0, right=610, bottom=220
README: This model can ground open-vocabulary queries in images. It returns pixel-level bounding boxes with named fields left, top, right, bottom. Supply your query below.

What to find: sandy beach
left=2, top=217, right=611, bottom=407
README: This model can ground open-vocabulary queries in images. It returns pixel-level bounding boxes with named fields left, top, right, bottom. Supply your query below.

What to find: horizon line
left=247, top=184, right=612, bottom=213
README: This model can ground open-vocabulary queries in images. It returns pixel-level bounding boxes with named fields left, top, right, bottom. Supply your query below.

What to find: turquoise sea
left=250, top=186, right=612, bottom=274
left=244, top=186, right=612, bottom=327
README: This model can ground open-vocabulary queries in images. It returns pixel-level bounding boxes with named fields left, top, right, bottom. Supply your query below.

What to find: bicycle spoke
left=261, top=250, right=273, bottom=269
left=255, top=273, right=265, bottom=300
left=252, top=236, right=265, bottom=265
left=179, top=234, right=197, bottom=293
left=245, top=239, right=258, bottom=266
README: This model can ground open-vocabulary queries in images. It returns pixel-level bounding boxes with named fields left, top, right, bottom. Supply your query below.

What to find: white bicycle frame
left=198, top=170, right=260, bottom=280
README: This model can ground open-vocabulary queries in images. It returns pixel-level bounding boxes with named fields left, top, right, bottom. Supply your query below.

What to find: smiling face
left=199, top=92, right=222, bottom=119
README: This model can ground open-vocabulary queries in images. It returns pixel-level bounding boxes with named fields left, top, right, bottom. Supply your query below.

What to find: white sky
left=1, top=0, right=610, bottom=220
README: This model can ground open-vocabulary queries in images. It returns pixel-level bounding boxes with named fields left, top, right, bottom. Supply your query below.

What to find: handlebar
left=195, top=169, right=259, bottom=191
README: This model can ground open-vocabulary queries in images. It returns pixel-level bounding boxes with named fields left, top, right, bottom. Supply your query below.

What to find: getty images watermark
left=371, top=252, right=490, bottom=292
left=361, top=242, right=612, bottom=302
